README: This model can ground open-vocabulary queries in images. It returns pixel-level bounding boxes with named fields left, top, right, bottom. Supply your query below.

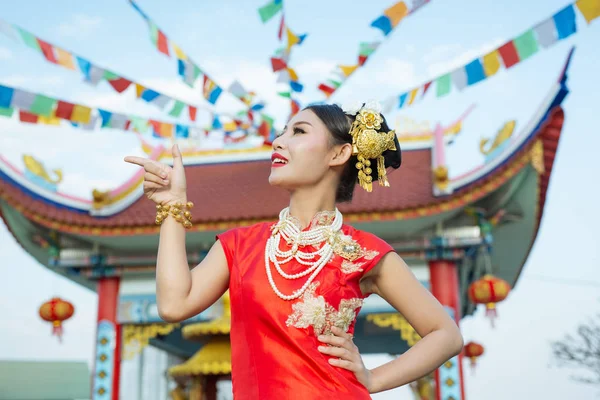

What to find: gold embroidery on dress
left=341, top=260, right=366, bottom=274
left=285, top=282, right=363, bottom=336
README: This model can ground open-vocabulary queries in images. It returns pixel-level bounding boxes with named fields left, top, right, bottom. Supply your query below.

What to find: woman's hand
left=317, top=326, right=373, bottom=392
left=124, top=144, right=187, bottom=206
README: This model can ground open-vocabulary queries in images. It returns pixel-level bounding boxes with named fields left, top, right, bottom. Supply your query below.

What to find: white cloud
left=57, top=13, right=103, bottom=38
left=422, top=43, right=463, bottom=64
left=0, top=46, right=13, bottom=60
left=426, top=38, right=504, bottom=78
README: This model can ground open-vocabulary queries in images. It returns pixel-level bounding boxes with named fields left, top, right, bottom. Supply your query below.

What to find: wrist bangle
left=155, top=201, right=194, bottom=229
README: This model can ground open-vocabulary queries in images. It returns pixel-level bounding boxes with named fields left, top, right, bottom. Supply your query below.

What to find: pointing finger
left=172, top=144, right=184, bottom=170
left=124, top=156, right=147, bottom=167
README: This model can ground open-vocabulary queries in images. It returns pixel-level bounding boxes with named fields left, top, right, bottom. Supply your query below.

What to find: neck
left=287, top=184, right=337, bottom=229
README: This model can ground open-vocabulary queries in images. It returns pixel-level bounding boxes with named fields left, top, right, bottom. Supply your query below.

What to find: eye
left=293, top=127, right=305, bottom=135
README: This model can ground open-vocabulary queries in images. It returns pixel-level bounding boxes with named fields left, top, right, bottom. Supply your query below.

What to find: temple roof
left=0, top=50, right=573, bottom=238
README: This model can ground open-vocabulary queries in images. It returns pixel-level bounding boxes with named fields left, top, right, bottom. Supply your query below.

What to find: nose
left=272, top=130, right=285, bottom=150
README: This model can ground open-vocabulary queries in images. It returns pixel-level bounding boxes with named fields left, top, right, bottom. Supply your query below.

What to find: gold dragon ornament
left=345, top=101, right=397, bottom=192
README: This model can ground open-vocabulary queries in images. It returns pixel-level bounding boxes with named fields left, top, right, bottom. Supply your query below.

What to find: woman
left=124, top=101, right=463, bottom=399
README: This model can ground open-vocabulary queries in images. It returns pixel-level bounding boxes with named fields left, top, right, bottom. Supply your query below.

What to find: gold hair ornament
left=155, top=201, right=194, bottom=229
left=344, top=101, right=397, bottom=192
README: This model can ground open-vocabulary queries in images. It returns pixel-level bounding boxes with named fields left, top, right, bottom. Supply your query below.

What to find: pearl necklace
left=265, top=207, right=343, bottom=300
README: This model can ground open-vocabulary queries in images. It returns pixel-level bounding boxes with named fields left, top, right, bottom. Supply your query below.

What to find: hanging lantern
left=463, top=341, right=484, bottom=372
left=468, top=274, right=510, bottom=327
left=39, top=297, right=75, bottom=342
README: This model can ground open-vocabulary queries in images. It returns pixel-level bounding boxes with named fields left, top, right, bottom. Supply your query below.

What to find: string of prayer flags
left=317, top=0, right=431, bottom=98
left=385, top=0, right=599, bottom=110
left=0, top=18, right=231, bottom=124
left=128, top=0, right=264, bottom=112
left=258, top=0, right=283, bottom=23
left=0, top=83, right=235, bottom=140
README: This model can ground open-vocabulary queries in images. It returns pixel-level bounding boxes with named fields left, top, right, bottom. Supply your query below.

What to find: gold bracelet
left=155, top=201, right=194, bottom=229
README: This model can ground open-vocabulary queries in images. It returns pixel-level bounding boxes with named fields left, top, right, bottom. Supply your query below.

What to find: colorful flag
left=258, top=0, right=283, bottom=23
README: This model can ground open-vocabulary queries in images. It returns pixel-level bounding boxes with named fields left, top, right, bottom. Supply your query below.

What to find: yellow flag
left=286, top=28, right=300, bottom=51
left=172, top=42, right=187, bottom=60
left=483, top=50, right=501, bottom=77
left=223, top=121, right=237, bottom=132
left=71, top=105, right=92, bottom=124
left=384, top=1, right=409, bottom=27
left=576, top=0, right=600, bottom=23
left=339, top=65, right=358, bottom=77
left=407, top=88, right=419, bottom=105
left=160, top=123, right=173, bottom=138
left=135, top=84, right=146, bottom=98
left=287, top=67, right=299, bottom=81
left=38, top=114, right=61, bottom=125
left=55, top=48, right=75, bottom=70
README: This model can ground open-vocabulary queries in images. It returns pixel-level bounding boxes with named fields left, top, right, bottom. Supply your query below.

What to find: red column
left=429, top=260, right=466, bottom=400
left=91, top=277, right=121, bottom=400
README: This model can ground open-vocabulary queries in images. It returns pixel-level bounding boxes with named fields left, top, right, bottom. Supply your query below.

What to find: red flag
left=189, top=106, right=197, bottom=121
left=157, top=30, right=170, bottom=56
left=358, top=55, right=368, bottom=66
left=36, top=38, right=57, bottom=64
left=55, top=101, right=75, bottom=120
left=271, top=57, right=288, bottom=72
left=498, top=41, right=519, bottom=68
left=108, top=77, right=133, bottom=93
left=318, top=84, right=335, bottom=97
left=19, top=110, right=39, bottom=123
left=278, top=15, right=285, bottom=40
left=422, top=81, right=433, bottom=96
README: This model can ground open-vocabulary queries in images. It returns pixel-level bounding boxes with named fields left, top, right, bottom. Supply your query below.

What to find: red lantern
left=468, top=274, right=510, bottom=327
left=463, top=341, right=484, bottom=372
left=39, top=297, right=75, bottom=342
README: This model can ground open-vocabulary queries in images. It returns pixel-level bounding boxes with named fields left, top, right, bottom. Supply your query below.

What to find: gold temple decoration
left=530, top=139, right=545, bottom=174
left=169, top=336, right=232, bottom=377
left=23, top=154, right=63, bottom=184
left=348, top=103, right=397, bottom=192
left=366, top=313, right=421, bottom=346
left=480, top=120, right=516, bottom=156
left=432, top=165, right=449, bottom=191
left=122, top=323, right=179, bottom=359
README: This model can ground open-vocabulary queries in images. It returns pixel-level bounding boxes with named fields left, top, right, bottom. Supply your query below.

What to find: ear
left=329, top=142, right=353, bottom=167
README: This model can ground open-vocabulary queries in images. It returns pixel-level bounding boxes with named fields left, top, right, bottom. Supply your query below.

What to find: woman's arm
left=156, top=217, right=230, bottom=323
left=361, top=252, right=464, bottom=393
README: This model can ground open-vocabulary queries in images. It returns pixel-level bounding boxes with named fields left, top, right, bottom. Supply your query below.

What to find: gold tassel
left=377, top=156, right=389, bottom=187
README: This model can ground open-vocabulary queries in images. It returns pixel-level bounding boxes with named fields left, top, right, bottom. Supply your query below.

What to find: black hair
left=304, top=103, right=402, bottom=203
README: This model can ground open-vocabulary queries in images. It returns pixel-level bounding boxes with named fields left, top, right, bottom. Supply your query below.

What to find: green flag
left=168, top=100, right=186, bottom=117
left=436, top=73, right=451, bottom=97
left=148, top=22, right=159, bottom=46
left=258, top=1, right=283, bottom=23
left=130, top=116, right=149, bottom=133
left=103, top=70, right=120, bottom=81
left=278, top=91, right=291, bottom=98
left=513, top=29, right=538, bottom=61
left=18, top=27, right=40, bottom=51
left=0, top=107, right=14, bottom=117
left=29, top=94, right=55, bottom=117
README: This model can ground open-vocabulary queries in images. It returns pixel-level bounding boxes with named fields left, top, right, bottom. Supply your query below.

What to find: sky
left=0, top=0, right=599, bottom=398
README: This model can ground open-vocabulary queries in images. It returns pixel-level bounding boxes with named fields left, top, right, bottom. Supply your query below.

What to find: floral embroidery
left=339, top=246, right=379, bottom=274
left=341, top=260, right=366, bottom=274
left=285, top=282, right=363, bottom=336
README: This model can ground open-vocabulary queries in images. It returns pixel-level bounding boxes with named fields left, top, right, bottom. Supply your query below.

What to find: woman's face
left=269, top=109, right=344, bottom=191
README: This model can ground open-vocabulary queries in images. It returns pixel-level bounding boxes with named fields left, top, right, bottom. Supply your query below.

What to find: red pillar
left=91, top=277, right=121, bottom=400
left=429, top=260, right=466, bottom=400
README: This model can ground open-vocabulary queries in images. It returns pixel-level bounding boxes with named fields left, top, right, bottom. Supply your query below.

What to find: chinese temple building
left=0, top=45, right=572, bottom=400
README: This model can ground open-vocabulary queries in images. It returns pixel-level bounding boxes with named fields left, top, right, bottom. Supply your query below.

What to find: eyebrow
left=282, top=121, right=313, bottom=131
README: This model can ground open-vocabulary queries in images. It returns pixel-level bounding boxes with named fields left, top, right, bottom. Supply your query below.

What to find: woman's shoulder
left=342, top=224, right=390, bottom=247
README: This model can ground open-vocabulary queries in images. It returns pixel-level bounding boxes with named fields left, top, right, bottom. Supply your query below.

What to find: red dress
left=217, top=215, right=394, bottom=400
